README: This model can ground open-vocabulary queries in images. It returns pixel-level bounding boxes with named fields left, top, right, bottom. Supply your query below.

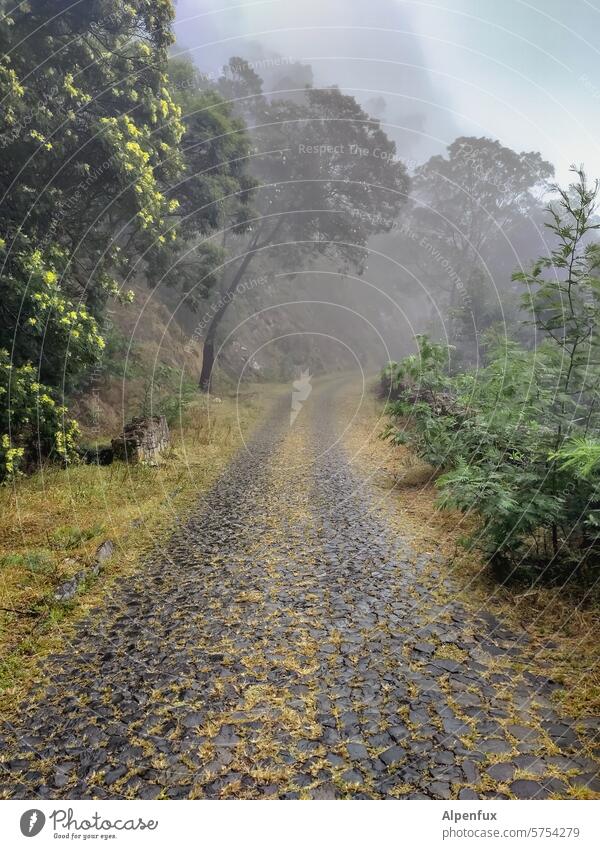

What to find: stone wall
left=111, top=415, right=170, bottom=465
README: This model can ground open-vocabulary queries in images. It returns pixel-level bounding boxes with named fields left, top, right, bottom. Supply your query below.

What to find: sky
left=173, top=0, right=600, bottom=185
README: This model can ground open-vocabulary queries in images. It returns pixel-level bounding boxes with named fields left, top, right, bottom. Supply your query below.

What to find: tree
left=0, top=0, right=186, bottom=475
left=0, top=2, right=254, bottom=476
left=198, top=58, right=410, bottom=390
left=517, top=168, right=600, bottom=557
left=413, top=137, right=554, bottom=276
left=408, top=137, right=554, bottom=363
left=156, top=56, right=257, bottom=306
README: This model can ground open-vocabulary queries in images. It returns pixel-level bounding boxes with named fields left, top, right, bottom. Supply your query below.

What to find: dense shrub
left=383, top=170, right=600, bottom=585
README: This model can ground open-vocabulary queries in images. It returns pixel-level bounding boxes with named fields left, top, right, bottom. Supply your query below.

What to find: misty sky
left=174, top=0, right=600, bottom=184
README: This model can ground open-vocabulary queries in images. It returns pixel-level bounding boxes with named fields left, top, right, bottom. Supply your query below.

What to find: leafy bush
left=0, top=351, right=80, bottom=479
left=383, top=170, right=600, bottom=584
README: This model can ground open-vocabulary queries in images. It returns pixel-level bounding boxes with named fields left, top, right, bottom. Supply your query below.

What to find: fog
left=174, top=0, right=461, bottom=164
left=169, top=0, right=581, bottom=379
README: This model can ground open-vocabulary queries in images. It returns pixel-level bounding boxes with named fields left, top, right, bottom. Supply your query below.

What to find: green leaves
left=382, top=187, right=600, bottom=585
left=550, top=437, right=600, bottom=479
left=0, top=3, right=256, bottom=478
left=0, top=350, right=79, bottom=480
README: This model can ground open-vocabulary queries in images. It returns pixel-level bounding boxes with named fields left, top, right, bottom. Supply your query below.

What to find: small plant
left=49, top=524, right=105, bottom=550
left=0, top=550, right=54, bottom=574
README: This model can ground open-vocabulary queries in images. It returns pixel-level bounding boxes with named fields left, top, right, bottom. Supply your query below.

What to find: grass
left=0, top=386, right=277, bottom=714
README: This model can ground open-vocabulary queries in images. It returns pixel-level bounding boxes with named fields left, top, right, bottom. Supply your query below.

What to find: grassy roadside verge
left=0, top=385, right=276, bottom=715
left=343, top=381, right=600, bottom=723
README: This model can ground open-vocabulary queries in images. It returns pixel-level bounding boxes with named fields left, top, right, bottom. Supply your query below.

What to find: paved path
left=0, top=380, right=598, bottom=799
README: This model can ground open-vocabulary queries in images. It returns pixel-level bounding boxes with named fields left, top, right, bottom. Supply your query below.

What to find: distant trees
left=406, top=137, right=554, bottom=364
left=198, top=58, right=410, bottom=390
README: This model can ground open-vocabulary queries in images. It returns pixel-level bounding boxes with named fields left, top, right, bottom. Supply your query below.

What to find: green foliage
left=221, top=63, right=410, bottom=272
left=0, top=351, right=79, bottom=477
left=138, top=363, right=198, bottom=426
left=382, top=335, right=449, bottom=396
left=384, top=172, right=600, bottom=584
left=0, top=4, right=255, bottom=478
left=154, top=56, right=257, bottom=305
left=0, top=1, right=182, bottom=477
left=198, top=57, right=411, bottom=388
left=50, top=524, right=105, bottom=550
left=551, top=437, right=600, bottom=479
left=408, top=136, right=554, bottom=364
left=0, top=550, right=53, bottom=574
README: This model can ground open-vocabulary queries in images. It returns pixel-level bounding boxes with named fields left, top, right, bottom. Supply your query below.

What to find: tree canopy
left=198, top=57, right=410, bottom=389
left=0, top=2, right=253, bottom=476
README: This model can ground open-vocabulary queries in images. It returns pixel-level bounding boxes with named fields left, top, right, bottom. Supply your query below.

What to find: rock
left=461, top=760, right=480, bottom=783
left=542, top=723, right=581, bottom=751
left=292, top=773, right=312, bottom=787
left=95, top=540, right=114, bottom=565
left=260, top=784, right=278, bottom=796
left=182, top=712, right=203, bottom=729
left=479, top=738, right=512, bottom=754
left=104, top=766, right=127, bottom=786
left=138, top=783, right=162, bottom=799
left=486, top=762, right=516, bottom=782
left=572, top=772, right=600, bottom=792
left=347, top=743, right=369, bottom=761
left=389, top=724, right=410, bottom=743
left=339, top=710, right=360, bottom=729
left=53, top=571, right=86, bottom=602
left=543, top=778, right=568, bottom=795
left=414, top=642, right=435, bottom=655
left=507, top=724, right=535, bottom=741
left=370, top=731, right=394, bottom=748
left=53, top=766, right=72, bottom=788
left=510, top=779, right=549, bottom=799
left=431, top=658, right=461, bottom=673
left=54, top=542, right=114, bottom=601
left=458, top=788, right=480, bottom=799
left=379, top=745, right=404, bottom=766
left=310, top=781, right=338, bottom=799
left=513, top=755, right=546, bottom=776
left=443, top=717, right=468, bottom=735
left=341, top=769, right=364, bottom=785
left=427, top=781, right=453, bottom=799
left=212, top=725, right=240, bottom=747
left=112, top=416, right=170, bottom=465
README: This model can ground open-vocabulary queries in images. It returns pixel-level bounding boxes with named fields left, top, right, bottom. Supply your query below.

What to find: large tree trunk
left=198, top=219, right=284, bottom=391
left=198, top=247, right=257, bottom=391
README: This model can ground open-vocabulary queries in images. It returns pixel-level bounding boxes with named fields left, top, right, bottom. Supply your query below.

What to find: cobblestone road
left=0, top=380, right=598, bottom=799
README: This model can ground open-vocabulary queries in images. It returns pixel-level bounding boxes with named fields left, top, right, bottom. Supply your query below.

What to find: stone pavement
left=0, top=380, right=598, bottom=799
